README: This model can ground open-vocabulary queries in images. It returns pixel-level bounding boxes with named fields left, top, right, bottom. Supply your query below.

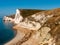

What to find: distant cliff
left=7, top=9, right=45, bottom=19
left=7, top=8, right=60, bottom=18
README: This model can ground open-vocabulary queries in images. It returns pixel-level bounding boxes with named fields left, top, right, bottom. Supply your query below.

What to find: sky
left=0, top=0, right=60, bottom=17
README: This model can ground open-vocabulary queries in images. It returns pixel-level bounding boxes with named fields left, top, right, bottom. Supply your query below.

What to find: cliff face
left=5, top=8, right=60, bottom=45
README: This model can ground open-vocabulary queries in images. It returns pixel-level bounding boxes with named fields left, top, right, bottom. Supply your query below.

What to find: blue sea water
left=0, top=17, right=15, bottom=45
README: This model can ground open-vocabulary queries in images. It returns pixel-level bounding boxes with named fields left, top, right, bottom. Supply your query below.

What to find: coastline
left=4, top=8, right=60, bottom=45
left=4, top=25, right=32, bottom=45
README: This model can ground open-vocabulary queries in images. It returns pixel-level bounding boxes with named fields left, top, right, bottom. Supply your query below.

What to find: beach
left=4, top=24, right=33, bottom=45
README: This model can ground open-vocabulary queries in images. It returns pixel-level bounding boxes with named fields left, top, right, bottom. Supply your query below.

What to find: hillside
left=19, top=9, right=45, bottom=18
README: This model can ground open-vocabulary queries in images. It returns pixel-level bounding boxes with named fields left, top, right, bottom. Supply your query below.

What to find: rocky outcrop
left=3, top=16, right=14, bottom=22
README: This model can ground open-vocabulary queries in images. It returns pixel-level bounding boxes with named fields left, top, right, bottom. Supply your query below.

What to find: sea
left=0, top=17, right=16, bottom=45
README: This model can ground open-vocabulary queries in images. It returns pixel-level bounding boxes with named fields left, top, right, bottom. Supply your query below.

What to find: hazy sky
left=0, top=0, right=60, bottom=17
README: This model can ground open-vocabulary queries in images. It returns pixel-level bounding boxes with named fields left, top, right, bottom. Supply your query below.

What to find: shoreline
left=4, top=25, right=32, bottom=45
